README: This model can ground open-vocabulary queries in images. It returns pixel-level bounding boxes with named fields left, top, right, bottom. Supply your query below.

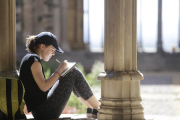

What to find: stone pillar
left=98, top=0, right=144, bottom=120
left=67, top=0, right=85, bottom=50
left=0, top=0, right=18, bottom=77
left=16, top=0, right=23, bottom=44
left=59, top=0, right=71, bottom=52
left=138, top=0, right=143, bottom=52
left=22, top=0, right=34, bottom=43
left=22, top=0, right=48, bottom=43
left=43, top=0, right=54, bottom=32
left=178, top=0, right=180, bottom=49
left=157, top=0, right=163, bottom=53
left=52, top=0, right=61, bottom=42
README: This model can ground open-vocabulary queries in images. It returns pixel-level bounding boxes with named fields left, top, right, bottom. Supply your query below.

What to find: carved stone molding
left=98, top=70, right=144, bottom=81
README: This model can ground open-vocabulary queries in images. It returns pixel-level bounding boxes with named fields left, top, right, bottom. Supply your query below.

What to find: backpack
left=0, top=77, right=26, bottom=120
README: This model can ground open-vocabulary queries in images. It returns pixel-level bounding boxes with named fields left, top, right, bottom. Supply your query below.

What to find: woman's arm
left=31, top=60, right=68, bottom=92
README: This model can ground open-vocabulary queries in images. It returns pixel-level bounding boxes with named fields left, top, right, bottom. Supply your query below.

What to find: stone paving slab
left=92, top=85, right=180, bottom=117
left=141, top=85, right=180, bottom=116
left=145, top=115, right=180, bottom=120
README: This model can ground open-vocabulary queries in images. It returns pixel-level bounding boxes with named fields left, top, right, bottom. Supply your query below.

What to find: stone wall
left=137, top=52, right=180, bottom=72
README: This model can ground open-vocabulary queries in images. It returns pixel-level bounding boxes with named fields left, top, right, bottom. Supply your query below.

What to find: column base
left=97, top=98, right=144, bottom=120
left=98, top=112, right=144, bottom=120
left=98, top=70, right=144, bottom=120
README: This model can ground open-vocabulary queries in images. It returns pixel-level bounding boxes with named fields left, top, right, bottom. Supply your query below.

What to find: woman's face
left=41, top=45, right=56, bottom=61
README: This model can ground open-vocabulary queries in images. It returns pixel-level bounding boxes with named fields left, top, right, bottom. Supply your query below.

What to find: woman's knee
left=72, top=67, right=82, bottom=74
left=65, top=67, right=82, bottom=78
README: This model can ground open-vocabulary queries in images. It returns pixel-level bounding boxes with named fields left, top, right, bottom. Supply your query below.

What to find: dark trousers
left=32, top=67, right=93, bottom=120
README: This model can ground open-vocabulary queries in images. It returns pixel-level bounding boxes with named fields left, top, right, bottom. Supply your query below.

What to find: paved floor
left=91, top=85, right=180, bottom=119
left=144, top=115, right=180, bottom=120
left=92, top=85, right=180, bottom=117
left=141, top=85, right=180, bottom=116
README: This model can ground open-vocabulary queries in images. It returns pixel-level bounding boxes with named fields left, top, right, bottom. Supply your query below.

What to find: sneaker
left=92, top=109, right=98, bottom=118
left=86, top=108, right=93, bottom=117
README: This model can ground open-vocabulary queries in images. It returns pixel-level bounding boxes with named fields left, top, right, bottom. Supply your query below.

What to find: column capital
left=98, top=70, right=144, bottom=81
left=0, top=70, right=19, bottom=78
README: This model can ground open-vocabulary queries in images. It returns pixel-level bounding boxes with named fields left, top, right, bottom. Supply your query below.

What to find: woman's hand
left=57, top=60, right=68, bottom=74
left=23, top=104, right=32, bottom=115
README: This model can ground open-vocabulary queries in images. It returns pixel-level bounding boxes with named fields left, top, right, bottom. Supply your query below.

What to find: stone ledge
left=26, top=114, right=180, bottom=120
left=26, top=114, right=97, bottom=120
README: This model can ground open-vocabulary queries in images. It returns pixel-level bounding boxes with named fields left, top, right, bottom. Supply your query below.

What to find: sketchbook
left=61, top=62, right=77, bottom=77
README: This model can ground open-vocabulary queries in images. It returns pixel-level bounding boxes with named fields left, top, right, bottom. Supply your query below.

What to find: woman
left=19, top=32, right=100, bottom=119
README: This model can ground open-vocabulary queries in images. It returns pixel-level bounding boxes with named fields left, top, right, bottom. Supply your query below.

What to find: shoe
left=92, top=109, right=98, bottom=118
left=86, top=108, right=93, bottom=117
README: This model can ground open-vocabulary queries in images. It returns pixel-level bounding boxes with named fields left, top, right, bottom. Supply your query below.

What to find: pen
left=56, top=59, right=61, bottom=64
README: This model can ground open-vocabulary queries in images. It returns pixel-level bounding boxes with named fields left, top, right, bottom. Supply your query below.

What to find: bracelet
left=55, top=71, right=61, bottom=78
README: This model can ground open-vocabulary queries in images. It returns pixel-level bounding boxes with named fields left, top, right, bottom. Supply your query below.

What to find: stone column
left=59, top=0, right=71, bottom=52
left=22, top=0, right=34, bottom=43
left=178, top=0, right=180, bottom=49
left=22, top=0, right=48, bottom=43
left=52, top=0, right=61, bottom=42
left=157, top=0, right=163, bottom=53
left=0, top=0, right=18, bottom=77
left=43, top=1, right=54, bottom=32
left=67, top=0, right=85, bottom=50
left=138, top=0, right=143, bottom=52
left=16, top=0, right=23, bottom=44
left=98, top=0, right=144, bottom=120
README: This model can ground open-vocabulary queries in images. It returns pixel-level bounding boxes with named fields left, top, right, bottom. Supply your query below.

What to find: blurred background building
left=16, top=0, right=180, bottom=75
left=15, top=0, right=180, bottom=116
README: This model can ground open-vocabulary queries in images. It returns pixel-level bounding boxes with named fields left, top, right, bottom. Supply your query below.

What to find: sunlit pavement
left=141, top=85, right=180, bottom=116
left=92, top=85, right=180, bottom=119
left=144, top=115, right=180, bottom=120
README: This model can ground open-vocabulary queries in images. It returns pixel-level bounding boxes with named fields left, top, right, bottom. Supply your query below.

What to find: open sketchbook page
left=61, top=62, right=76, bottom=77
